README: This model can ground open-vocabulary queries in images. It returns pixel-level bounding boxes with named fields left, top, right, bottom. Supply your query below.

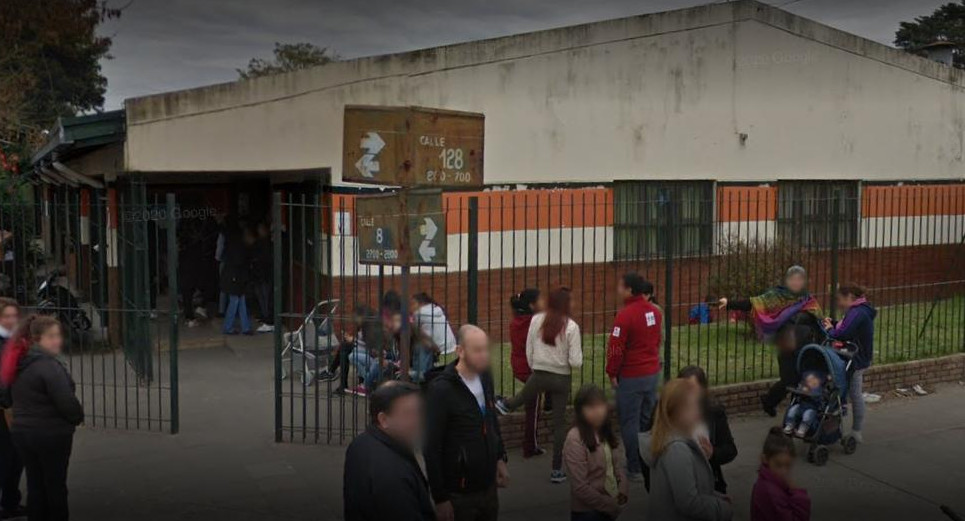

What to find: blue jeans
left=616, top=372, right=660, bottom=475
left=222, top=294, right=251, bottom=334
left=349, top=351, right=382, bottom=389
left=410, top=348, right=434, bottom=382
left=785, top=403, right=819, bottom=433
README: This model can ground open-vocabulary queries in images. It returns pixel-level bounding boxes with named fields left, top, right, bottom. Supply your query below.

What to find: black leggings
left=12, top=430, right=73, bottom=521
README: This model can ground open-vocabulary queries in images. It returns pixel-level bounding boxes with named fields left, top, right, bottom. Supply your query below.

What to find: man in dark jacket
left=343, top=381, right=434, bottom=521
left=425, top=325, right=508, bottom=521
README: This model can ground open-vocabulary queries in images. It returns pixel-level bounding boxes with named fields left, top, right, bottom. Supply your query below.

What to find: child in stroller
left=782, top=370, right=828, bottom=438
left=785, top=342, right=859, bottom=466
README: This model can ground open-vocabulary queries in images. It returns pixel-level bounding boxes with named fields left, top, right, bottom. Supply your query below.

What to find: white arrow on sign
left=354, top=132, right=386, bottom=178
left=418, top=217, right=439, bottom=262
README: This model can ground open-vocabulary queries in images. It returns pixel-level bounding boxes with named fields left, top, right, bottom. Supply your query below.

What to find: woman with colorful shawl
left=718, top=266, right=823, bottom=417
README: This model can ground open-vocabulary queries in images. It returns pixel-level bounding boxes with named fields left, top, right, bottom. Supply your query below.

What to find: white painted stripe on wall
left=321, top=215, right=965, bottom=276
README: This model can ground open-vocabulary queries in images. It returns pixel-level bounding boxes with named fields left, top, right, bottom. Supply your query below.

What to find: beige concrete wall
left=124, top=0, right=965, bottom=184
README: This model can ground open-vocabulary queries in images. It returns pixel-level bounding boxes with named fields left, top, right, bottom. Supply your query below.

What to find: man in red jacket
left=607, top=273, right=662, bottom=482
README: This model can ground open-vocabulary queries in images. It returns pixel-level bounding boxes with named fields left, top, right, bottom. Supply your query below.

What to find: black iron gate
left=0, top=179, right=179, bottom=433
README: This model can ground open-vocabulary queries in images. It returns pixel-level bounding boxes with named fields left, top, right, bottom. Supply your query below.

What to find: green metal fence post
left=272, top=192, right=284, bottom=443
left=830, top=189, right=842, bottom=320
left=663, top=196, right=674, bottom=382
left=165, top=193, right=180, bottom=434
left=467, top=197, right=479, bottom=325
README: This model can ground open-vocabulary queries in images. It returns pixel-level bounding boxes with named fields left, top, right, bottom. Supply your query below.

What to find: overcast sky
left=98, top=0, right=944, bottom=109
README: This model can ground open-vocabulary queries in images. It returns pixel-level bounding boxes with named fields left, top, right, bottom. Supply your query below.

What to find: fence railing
left=0, top=182, right=178, bottom=433
left=274, top=182, right=965, bottom=443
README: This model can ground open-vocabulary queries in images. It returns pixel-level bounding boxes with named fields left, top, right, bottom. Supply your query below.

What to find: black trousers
left=451, top=485, right=499, bottom=521
left=12, top=430, right=73, bottom=521
left=0, top=414, right=22, bottom=511
left=763, top=350, right=800, bottom=410
left=254, top=281, right=273, bottom=325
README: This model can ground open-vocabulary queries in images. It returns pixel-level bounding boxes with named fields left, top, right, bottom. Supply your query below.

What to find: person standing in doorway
left=496, top=288, right=582, bottom=484
left=0, top=298, right=24, bottom=519
left=5, top=316, right=84, bottom=521
left=508, top=288, right=545, bottom=459
left=425, top=325, right=509, bottom=521
left=343, top=381, right=434, bottom=521
left=606, top=273, right=661, bottom=483
left=220, top=225, right=253, bottom=335
left=252, top=221, right=274, bottom=333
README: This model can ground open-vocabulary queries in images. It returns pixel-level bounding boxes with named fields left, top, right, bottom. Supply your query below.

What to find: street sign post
left=355, top=190, right=446, bottom=267
left=343, top=106, right=484, bottom=187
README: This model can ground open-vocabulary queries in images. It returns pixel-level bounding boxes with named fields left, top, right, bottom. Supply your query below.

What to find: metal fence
left=273, top=182, right=965, bottom=444
left=0, top=181, right=179, bottom=433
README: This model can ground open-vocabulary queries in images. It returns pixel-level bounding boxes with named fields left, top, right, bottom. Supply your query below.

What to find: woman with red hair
left=496, top=287, right=583, bottom=484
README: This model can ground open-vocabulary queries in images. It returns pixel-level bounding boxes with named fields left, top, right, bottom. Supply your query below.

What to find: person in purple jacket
left=822, top=284, right=876, bottom=443
left=751, top=427, right=810, bottom=521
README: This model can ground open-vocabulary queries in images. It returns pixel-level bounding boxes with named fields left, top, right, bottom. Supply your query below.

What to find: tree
left=895, top=1, right=965, bottom=69
left=0, top=0, right=120, bottom=135
left=238, top=42, right=338, bottom=79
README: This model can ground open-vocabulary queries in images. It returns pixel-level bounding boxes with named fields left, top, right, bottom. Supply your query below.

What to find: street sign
left=355, top=190, right=447, bottom=266
left=343, top=106, right=484, bottom=187
left=355, top=193, right=404, bottom=264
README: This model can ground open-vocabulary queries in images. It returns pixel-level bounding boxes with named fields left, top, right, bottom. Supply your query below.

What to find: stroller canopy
left=795, top=343, right=850, bottom=398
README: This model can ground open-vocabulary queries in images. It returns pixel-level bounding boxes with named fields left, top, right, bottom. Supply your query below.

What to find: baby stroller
left=788, top=341, right=860, bottom=466
left=280, top=299, right=341, bottom=386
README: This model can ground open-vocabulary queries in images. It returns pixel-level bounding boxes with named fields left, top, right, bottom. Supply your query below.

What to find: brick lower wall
left=497, top=353, right=965, bottom=449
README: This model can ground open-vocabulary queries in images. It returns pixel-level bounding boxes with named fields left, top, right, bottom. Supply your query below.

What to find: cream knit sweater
left=526, top=312, right=584, bottom=375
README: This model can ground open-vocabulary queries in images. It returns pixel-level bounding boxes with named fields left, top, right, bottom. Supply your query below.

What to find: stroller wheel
left=842, top=435, right=858, bottom=455
left=813, top=445, right=830, bottom=466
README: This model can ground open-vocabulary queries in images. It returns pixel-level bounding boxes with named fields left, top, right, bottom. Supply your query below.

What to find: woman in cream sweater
left=496, top=287, right=583, bottom=483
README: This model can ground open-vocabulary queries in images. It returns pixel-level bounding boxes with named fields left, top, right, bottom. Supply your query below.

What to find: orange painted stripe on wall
left=862, top=184, right=965, bottom=218
left=444, top=188, right=613, bottom=234
left=716, top=186, right=777, bottom=222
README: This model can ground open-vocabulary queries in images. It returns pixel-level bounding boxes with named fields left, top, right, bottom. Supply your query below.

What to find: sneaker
left=795, top=425, right=809, bottom=438
left=494, top=398, right=510, bottom=416
left=852, top=431, right=863, bottom=443
left=760, top=395, right=777, bottom=417
left=627, top=472, right=645, bottom=483
left=317, top=369, right=338, bottom=382
left=194, top=307, right=208, bottom=319
left=523, top=446, right=547, bottom=459
left=186, top=319, right=199, bottom=328
left=346, top=385, right=368, bottom=397
left=256, top=323, right=275, bottom=333
left=783, top=424, right=795, bottom=435
left=550, top=470, right=567, bottom=484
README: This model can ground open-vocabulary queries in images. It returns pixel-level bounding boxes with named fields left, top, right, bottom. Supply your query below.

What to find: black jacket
left=704, top=403, right=738, bottom=494
left=10, top=347, right=84, bottom=433
left=220, top=234, right=250, bottom=295
left=424, top=361, right=506, bottom=503
left=343, top=426, right=434, bottom=521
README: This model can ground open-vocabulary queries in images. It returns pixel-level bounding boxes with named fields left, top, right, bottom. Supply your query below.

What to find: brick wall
left=497, top=353, right=965, bottom=449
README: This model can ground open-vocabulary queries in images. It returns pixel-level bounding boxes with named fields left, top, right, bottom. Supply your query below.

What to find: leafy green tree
left=895, top=1, right=965, bottom=68
left=0, top=0, right=120, bottom=136
left=238, top=42, right=338, bottom=79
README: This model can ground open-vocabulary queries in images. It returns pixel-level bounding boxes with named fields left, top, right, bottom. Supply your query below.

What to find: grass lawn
left=470, top=296, right=965, bottom=396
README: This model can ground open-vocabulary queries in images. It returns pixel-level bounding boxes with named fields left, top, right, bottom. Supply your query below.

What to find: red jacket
left=751, top=465, right=811, bottom=521
left=510, top=314, right=533, bottom=381
left=606, top=296, right=661, bottom=378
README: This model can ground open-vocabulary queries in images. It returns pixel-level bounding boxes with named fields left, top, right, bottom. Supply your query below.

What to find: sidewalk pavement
left=67, top=334, right=965, bottom=520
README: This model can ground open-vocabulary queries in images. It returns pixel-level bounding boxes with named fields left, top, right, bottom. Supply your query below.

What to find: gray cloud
left=98, top=0, right=946, bottom=109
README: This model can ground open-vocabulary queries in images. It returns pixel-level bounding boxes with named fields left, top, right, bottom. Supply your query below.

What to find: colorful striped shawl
left=748, top=287, right=822, bottom=341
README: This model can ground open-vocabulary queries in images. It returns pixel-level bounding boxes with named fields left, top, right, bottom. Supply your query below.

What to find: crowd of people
left=343, top=266, right=879, bottom=521
left=178, top=214, right=275, bottom=334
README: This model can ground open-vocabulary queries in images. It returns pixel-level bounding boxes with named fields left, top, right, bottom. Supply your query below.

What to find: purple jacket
left=824, top=298, right=876, bottom=370
left=751, top=465, right=811, bottom=521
